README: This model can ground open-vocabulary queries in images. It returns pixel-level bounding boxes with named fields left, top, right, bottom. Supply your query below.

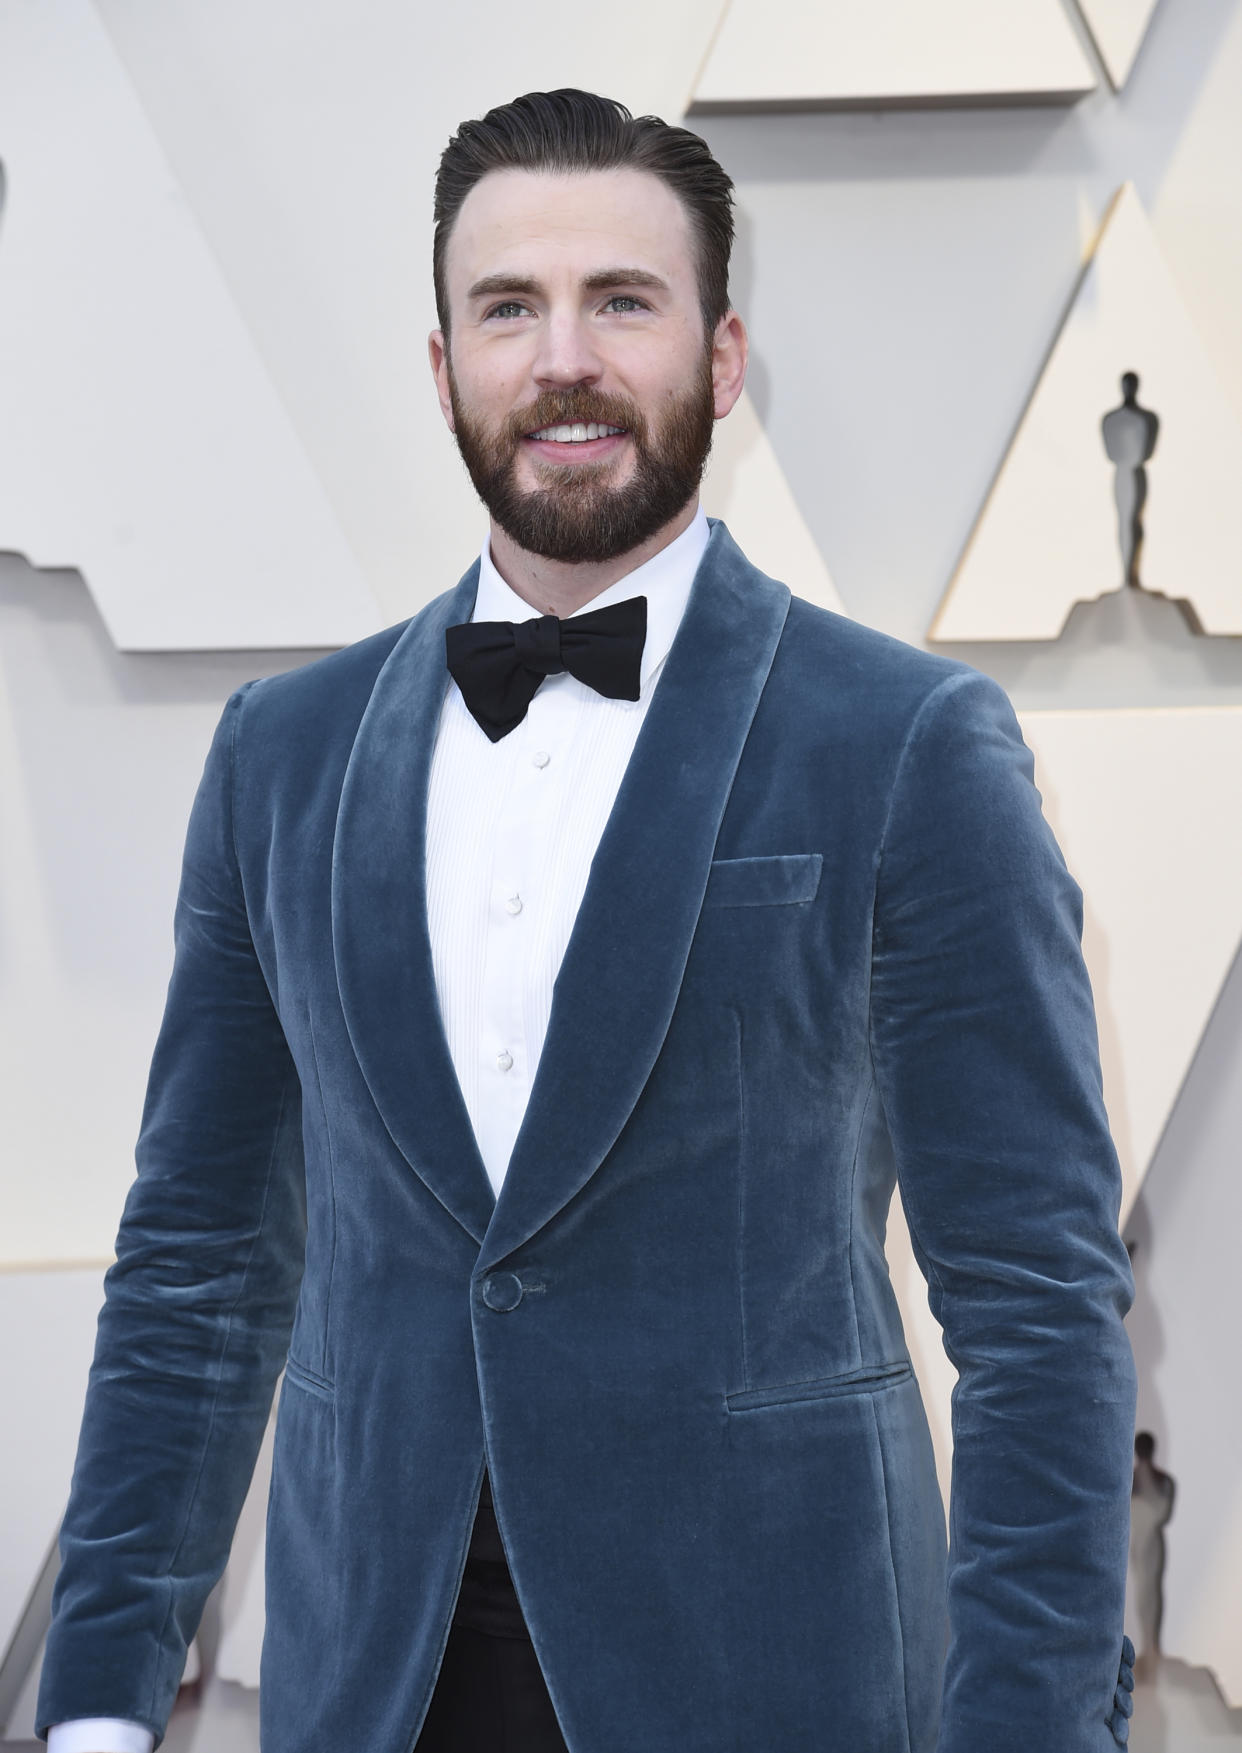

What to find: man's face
left=429, top=167, right=741, bottom=565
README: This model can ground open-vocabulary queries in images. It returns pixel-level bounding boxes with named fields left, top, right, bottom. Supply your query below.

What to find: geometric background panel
left=0, top=0, right=380, bottom=651
left=1016, top=706, right=1242, bottom=1226
left=931, top=185, right=1242, bottom=641
left=705, top=390, right=845, bottom=613
left=0, top=567, right=277, bottom=1269
left=0, top=0, right=839, bottom=648
left=1073, top=0, right=1163, bottom=91
left=0, top=1268, right=105, bottom=1699
left=692, top=0, right=1097, bottom=111
left=1128, top=937, right=1242, bottom=1709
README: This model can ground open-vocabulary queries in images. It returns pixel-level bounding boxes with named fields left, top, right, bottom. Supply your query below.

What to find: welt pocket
left=702, top=853, right=823, bottom=909
left=283, top=1354, right=336, bottom=1404
left=725, top=1359, right=912, bottom=1413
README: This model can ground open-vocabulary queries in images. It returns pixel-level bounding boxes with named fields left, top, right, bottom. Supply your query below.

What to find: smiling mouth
left=525, top=422, right=628, bottom=444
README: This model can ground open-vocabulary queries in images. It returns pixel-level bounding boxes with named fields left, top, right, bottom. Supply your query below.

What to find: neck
left=487, top=498, right=699, bottom=618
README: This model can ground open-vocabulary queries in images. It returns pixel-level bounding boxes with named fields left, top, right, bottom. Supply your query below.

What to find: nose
left=531, top=310, right=603, bottom=390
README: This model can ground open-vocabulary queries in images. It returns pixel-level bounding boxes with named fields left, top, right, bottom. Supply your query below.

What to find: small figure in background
left=1101, top=372, right=1160, bottom=588
left=1129, top=1429, right=1176, bottom=1681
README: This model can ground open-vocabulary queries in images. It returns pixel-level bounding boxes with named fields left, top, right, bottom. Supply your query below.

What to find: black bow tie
left=445, top=596, right=647, bottom=742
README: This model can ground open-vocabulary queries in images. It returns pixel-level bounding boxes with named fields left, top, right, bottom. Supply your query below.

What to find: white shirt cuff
left=46, top=1719, right=156, bottom=1753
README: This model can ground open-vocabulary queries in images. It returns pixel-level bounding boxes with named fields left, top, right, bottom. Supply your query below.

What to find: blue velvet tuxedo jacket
left=39, top=523, right=1137, bottom=1752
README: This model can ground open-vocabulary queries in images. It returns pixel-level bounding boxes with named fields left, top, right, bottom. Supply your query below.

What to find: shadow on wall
left=1129, top=1429, right=1176, bottom=1683
left=1121, top=928, right=1242, bottom=1712
left=0, top=552, right=326, bottom=992
left=1124, top=1184, right=1172, bottom=1680
left=690, top=0, right=1234, bottom=193
left=725, top=203, right=773, bottom=428
left=933, top=572, right=1242, bottom=710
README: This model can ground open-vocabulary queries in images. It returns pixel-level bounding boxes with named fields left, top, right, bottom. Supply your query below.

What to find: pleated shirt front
left=424, top=511, right=708, bottom=1196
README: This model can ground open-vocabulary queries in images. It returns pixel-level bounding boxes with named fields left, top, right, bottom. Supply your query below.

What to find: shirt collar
left=472, top=508, right=710, bottom=692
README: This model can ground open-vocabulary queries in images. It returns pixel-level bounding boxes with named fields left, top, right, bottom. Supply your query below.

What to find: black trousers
left=415, top=1473, right=569, bottom=1753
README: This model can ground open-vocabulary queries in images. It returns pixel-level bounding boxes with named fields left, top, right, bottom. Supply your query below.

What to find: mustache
left=506, top=389, right=648, bottom=444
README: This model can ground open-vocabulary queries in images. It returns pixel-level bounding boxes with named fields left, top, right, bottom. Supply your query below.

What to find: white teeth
left=529, top=422, right=625, bottom=443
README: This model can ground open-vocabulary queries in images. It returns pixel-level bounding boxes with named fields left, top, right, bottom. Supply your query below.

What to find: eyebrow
left=465, top=267, right=671, bottom=301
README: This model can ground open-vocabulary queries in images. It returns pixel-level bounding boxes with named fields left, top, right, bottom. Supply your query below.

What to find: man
left=38, top=89, right=1138, bottom=1753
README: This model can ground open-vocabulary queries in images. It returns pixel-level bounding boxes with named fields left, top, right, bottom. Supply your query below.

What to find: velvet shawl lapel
left=331, top=522, right=791, bottom=1265
left=332, top=562, right=495, bottom=1243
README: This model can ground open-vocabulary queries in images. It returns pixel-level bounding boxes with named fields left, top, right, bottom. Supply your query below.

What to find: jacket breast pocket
left=701, top=853, right=823, bottom=909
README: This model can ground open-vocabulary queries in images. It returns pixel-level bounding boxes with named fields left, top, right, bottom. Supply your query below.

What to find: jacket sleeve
left=868, top=668, right=1137, bottom=1753
left=36, top=684, right=306, bottom=1748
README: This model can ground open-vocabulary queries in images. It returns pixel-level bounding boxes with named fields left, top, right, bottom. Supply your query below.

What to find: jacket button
left=481, top=1271, right=524, bottom=1312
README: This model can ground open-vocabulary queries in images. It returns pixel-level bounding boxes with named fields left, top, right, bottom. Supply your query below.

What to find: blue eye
left=605, top=295, right=645, bottom=312
left=487, top=301, right=529, bottom=320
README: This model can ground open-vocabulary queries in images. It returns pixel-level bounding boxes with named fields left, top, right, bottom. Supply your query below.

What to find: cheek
left=638, top=342, right=711, bottom=411
left=450, top=339, right=528, bottom=410
left=481, top=354, right=527, bottom=402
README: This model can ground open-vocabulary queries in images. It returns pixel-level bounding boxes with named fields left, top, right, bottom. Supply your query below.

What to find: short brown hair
left=433, top=89, right=734, bottom=337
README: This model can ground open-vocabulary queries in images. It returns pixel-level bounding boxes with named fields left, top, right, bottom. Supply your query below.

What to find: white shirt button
left=531, top=751, right=551, bottom=768
left=496, top=1049, right=514, bottom=1072
left=504, top=894, right=523, bottom=916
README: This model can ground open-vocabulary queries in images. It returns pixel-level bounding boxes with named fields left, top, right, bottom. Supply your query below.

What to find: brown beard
left=446, top=351, right=716, bottom=564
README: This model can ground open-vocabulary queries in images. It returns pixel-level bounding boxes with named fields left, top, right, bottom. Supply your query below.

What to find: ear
left=428, top=329, right=455, bottom=432
left=710, top=310, right=748, bottom=420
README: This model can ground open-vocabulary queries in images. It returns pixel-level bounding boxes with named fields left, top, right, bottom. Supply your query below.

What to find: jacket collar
left=331, top=520, right=791, bottom=1256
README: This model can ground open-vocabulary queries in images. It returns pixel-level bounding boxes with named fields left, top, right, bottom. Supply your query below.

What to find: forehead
left=444, top=166, right=695, bottom=296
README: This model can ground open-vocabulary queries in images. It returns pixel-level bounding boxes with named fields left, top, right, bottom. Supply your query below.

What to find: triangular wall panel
left=931, top=185, right=1242, bottom=641
left=1073, top=0, right=1162, bottom=90
left=692, top=0, right=1097, bottom=111
left=703, top=391, right=845, bottom=613
left=0, top=1270, right=106, bottom=1689
left=1, top=0, right=838, bottom=650
left=0, top=0, right=380, bottom=651
left=1017, top=706, right=1242, bottom=1225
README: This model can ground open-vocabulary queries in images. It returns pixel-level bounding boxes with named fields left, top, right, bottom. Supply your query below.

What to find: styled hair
left=433, top=88, right=734, bottom=336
